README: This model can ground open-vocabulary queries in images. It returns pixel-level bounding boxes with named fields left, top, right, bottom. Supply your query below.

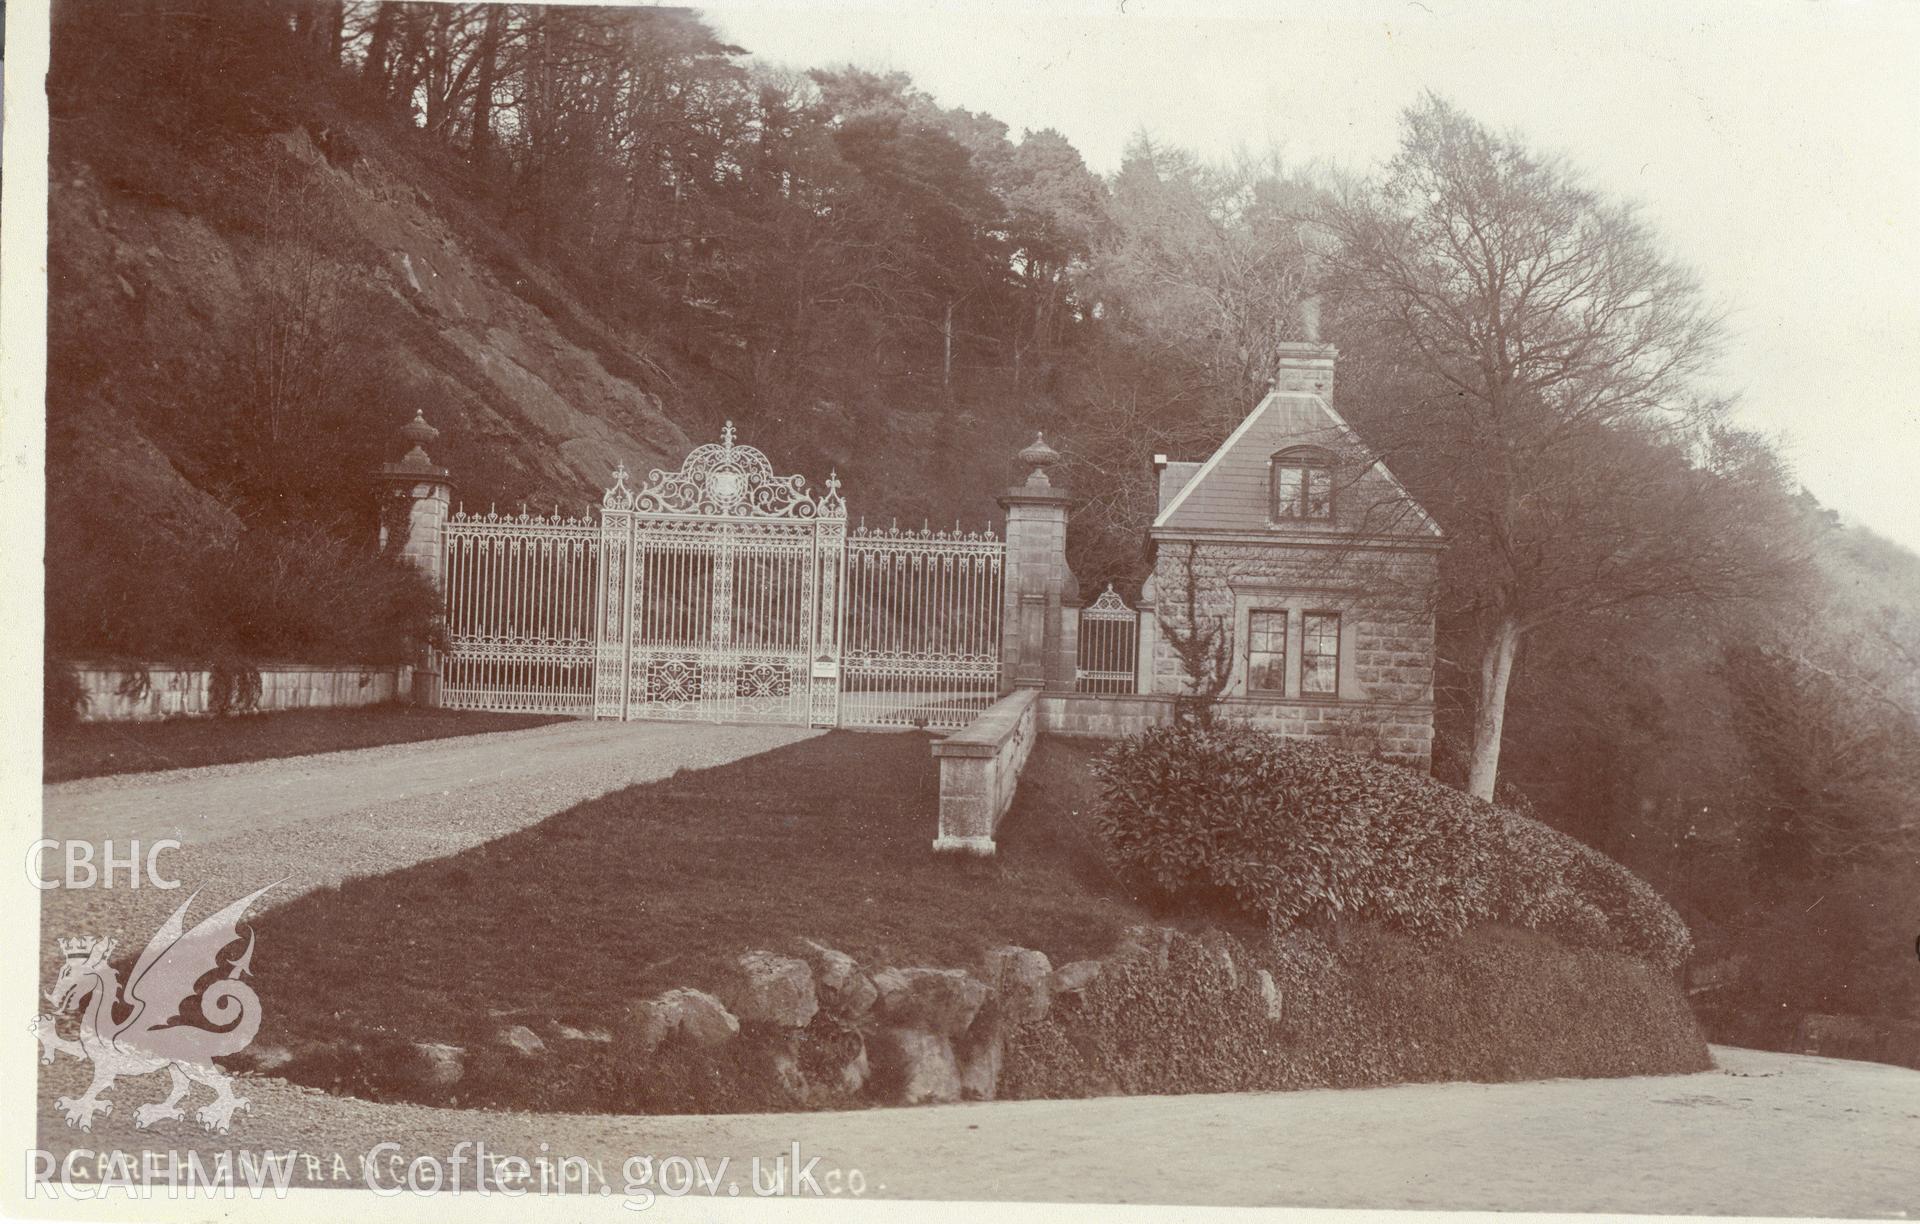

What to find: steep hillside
left=49, top=57, right=692, bottom=522
left=44, top=4, right=1046, bottom=663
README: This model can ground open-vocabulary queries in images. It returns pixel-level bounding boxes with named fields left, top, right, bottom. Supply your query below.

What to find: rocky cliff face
left=49, top=105, right=692, bottom=528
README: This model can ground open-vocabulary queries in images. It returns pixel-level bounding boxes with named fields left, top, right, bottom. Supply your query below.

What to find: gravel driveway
left=32, top=724, right=1917, bottom=1215
left=37, top=719, right=819, bottom=965
left=30, top=1047, right=1918, bottom=1214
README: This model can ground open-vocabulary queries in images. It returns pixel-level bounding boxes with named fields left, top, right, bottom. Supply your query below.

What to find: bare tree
left=1095, top=138, right=1327, bottom=429
left=1157, top=542, right=1235, bottom=726
left=1321, top=95, right=1796, bottom=799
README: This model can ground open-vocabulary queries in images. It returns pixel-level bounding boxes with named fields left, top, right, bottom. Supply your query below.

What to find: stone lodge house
left=1140, top=342, right=1445, bottom=768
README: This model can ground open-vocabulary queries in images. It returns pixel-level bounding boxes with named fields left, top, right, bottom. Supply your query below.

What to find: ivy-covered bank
left=1000, top=923, right=1709, bottom=1099
left=244, top=919, right=1707, bottom=1115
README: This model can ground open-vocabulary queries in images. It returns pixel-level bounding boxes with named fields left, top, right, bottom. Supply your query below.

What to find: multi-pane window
left=1272, top=450, right=1333, bottom=521
left=1301, top=611, right=1341, bottom=696
left=1247, top=610, right=1287, bottom=694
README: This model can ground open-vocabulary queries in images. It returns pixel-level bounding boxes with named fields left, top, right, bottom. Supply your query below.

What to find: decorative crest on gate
left=603, top=422, right=846, bottom=520
left=1083, top=583, right=1134, bottom=617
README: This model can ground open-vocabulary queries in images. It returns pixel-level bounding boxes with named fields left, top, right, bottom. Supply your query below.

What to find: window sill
left=1236, top=692, right=1348, bottom=706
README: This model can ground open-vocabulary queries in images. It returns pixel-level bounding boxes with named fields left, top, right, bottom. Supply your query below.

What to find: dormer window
left=1271, top=447, right=1334, bottom=521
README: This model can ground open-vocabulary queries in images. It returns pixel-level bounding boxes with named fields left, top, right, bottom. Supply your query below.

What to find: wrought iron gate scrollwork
left=442, top=422, right=1002, bottom=729
left=604, top=425, right=843, bottom=727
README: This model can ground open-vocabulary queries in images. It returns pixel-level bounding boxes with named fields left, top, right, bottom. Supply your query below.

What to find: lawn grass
left=44, top=704, right=570, bottom=782
left=245, top=732, right=1148, bottom=1107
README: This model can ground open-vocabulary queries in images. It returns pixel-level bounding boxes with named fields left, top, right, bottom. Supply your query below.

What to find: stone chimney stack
left=1273, top=341, right=1337, bottom=404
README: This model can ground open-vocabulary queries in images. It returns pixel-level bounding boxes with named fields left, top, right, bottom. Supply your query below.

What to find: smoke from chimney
left=1299, top=295, right=1321, bottom=343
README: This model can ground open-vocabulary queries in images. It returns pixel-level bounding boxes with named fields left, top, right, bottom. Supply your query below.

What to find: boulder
left=835, top=973, right=880, bottom=1023
left=956, top=1031, right=1004, bottom=1101
left=770, top=1049, right=810, bottom=1102
left=627, top=988, right=740, bottom=1053
left=870, top=967, right=911, bottom=1014
left=1256, top=970, right=1283, bottom=1022
left=882, top=968, right=990, bottom=1037
left=554, top=1024, right=612, bottom=1044
left=1049, top=960, right=1103, bottom=995
left=873, top=1029, right=961, bottom=1105
left=802, top=940, right=879, bottom=1021
left=723, top=951, right=818, bottom=1028
left=1211, top=942, right=1239, bottom=991
left=498, top=1024, right=547, bottom=1057
left=984, top=946, right=1053, bottom=1024
left=838, top=1043, right=872, bottom=1096
left=792, top=1034, right=872, bottom=1106
left=410, top=1042, right=466, bottom=1087
left=1121, top=925, right=1174, bottom=970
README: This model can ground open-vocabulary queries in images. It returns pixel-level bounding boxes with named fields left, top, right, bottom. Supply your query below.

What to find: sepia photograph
left=4, top=0, right=1917, bottom=1218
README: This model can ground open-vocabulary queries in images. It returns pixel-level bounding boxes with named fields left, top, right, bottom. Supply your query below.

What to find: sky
left=703, top=0, right=1920, bottom=555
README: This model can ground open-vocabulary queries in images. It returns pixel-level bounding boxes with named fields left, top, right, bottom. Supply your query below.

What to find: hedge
left=999, top=923, right=1711, bottom=1099
left=1090, top=724, right=1692, bottom=968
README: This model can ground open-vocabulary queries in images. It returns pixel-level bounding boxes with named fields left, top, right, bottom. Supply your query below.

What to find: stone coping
left=1042, top=691, right=1434, bottom=713
left=931, top=688, right=1039, bottom=759
left=68, top=661, right=410, bottom=674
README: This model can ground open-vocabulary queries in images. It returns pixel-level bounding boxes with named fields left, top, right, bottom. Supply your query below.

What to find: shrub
left=998, top=924, right=1710, bottom=1100
left=48, top=519, right=442, bottom=666
left=44, top=659, right=89, bottom=728
left=1090, top=724, right=1692, bottom=968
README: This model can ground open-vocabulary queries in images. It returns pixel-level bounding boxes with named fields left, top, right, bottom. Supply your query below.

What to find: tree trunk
left=363, top=4, right=392, bottom=89
left=943, top=299, right=955, bottom=398
left=320, top=0, right=344, bottom=64
left=471, top=4, right=504, bottom=170
left=1467, top=615, right=1522, bottom=800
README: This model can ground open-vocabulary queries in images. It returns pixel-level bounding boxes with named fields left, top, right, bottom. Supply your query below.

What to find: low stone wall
left=930, top=687, right=1039, bottom=853
left=71, top=662, right=414, bottom=722
left=1038, top=692, right=1435, bottom=769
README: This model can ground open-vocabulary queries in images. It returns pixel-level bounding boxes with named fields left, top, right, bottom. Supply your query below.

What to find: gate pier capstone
left=998, top=434, right=1078, bottom=693
left=376, top=410, right=454, bottom=706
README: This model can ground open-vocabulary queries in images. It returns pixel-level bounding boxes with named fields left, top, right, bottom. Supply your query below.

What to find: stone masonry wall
left=1147, top=538, right=1439, bottom=768
left=72, top=662, right=413, bottom=722
left=932, top=688, right=1039, bottom=852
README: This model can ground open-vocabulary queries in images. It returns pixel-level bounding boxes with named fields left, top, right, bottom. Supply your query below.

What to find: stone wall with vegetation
left=69, top=661, right=412, bottom=722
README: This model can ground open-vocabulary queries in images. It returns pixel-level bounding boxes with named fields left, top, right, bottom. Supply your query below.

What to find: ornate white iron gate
left=441, top=423, right=1000, bottom=729
left=596, top=426, right=846, bottom=726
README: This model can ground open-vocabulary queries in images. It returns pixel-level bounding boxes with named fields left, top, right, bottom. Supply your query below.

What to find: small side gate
left=440, top=424, right=1003, bottom=729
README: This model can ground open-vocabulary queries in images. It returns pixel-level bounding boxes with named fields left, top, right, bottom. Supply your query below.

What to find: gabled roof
left=1152, top=390, right=1444, bottom=540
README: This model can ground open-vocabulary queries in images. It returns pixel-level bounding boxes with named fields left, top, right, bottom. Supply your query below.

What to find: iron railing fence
left=442, top=508, right=602, bottom=716
left=840, top=523, right=1004, bottom=730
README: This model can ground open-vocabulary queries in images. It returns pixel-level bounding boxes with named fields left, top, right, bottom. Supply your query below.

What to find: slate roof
left=1152, top=391, right=1443, bottom=541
